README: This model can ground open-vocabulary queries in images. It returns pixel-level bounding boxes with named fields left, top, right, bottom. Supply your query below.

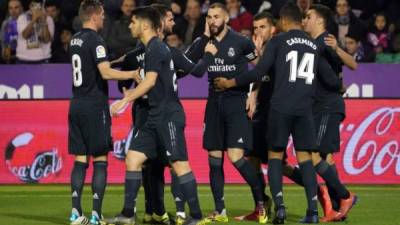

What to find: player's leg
left=68, top=106, right=91, bottom=225
left=170, top=167, right=186, bottom=225
left=141, top=160, right=154, bottom=223
left=91, top=155, right=107, bottom=225
left=203, top=98, right=226, bottom=219
left=162, top=120, right=203, bottom=223
left=315, top=113, right=357, bottom=221
left=292, top=115, right=319, bottom=224
left=105, top=127, right=155, bottom=225
left=150, top=160, right=170, bottom=224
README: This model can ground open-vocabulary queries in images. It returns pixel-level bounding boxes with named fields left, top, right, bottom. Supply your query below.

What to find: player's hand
left=246, top=94, right=257, bottom=119
left=110, top=99, right=129, bottom=117
left=252, top=34, right=264, bottom=56
left=205, top=42, right=218, bottom=55
left=214, top=77, right=229, bottom=91
left=132, top=68, right=142, bottom=83
left=204, top=18, right=211, bottom=37
left=324, top=34, right=338, bottom=51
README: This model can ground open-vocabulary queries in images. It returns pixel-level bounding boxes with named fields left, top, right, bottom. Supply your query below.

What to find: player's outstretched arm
left=324, top=34, right=358, bottom=70
left=110, top=72, right=157, bottom=116
left=98, top=61, right=139, bottom=80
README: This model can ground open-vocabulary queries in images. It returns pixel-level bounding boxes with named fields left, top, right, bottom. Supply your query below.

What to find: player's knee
left=171, top=161, right=191, bottom=176
left=325, top=154, right=335, bottom=165
left=208, top=155, right=223, bottom=168
left=227, top=149, right=244, bottom=163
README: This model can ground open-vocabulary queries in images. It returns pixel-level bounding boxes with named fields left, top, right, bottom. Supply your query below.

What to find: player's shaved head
left=280, top=2, right=303, bottom=24
left=79, top=0, right=103, bottom=23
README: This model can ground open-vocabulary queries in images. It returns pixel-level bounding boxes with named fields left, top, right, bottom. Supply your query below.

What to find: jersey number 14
left=286, top=50, right=315, bottom=85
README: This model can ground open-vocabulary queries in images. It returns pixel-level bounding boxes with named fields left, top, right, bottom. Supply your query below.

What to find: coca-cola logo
left=343, top=107, right=400, bottom=176
left=5, top=132, right=62, bottom=183
left=112, top=128, right=133, bottom=160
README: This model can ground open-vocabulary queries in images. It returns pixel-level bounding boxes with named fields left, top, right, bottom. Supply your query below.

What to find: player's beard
left=210, top=22, right=225, bottom=39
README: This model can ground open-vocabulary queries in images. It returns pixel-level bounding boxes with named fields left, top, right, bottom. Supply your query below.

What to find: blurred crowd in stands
left=1, top=0, right=400, bottom=64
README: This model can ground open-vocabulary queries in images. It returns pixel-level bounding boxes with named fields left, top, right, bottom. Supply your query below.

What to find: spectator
left=332, top=0, right=366, bottom=48
left=226, top=0, right=253, bottom=34
left=16, top=0, right=54, bottom=63
left=375, top=32, right=400, bottom=63
left=51, top=25, right=72, bottom=63
left=1, top=0, right=23, bottom=64
left=175, top=0, right=205, bottom=47
left=108, top=0, right=137, bottom=59
left=367, top=12, right=392, bottom=54
left=297, top=0, right=312, bottom=15
left=45, top=1, right=67, bottom=51
left=345, top=28, right=375, bottom=62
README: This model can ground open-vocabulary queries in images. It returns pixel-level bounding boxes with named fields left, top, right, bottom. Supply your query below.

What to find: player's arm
left=214, top=39, right=277, bottom=90
left=317, top=57, right=342, bottom=91
left=324, top=34, right=357, bottom=70
left=97, top=61, right=139, bottom=80
left=174, top=43, right=216, bottom=78
left=111, top=72, right=157, bottom=116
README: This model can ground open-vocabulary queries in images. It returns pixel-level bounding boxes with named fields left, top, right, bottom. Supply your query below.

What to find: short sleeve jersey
left=144, top=37, right=183, bottom=123
left=69, top=28, right=109, bottom=100
left=207, top=29, right=257, bottom=96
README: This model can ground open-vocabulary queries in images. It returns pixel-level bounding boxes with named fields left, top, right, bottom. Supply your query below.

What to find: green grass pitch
left=0, top=184, right=399, bottom=225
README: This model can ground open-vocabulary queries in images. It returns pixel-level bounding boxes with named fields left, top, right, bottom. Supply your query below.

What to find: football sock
left=71, top=161, right=88, bottom=216
left=233, top=157, right=264, bottom=203
left=171, top=170, right=185, bottom=212
left=256, top=170, right=267, bottom=206
left=268, top=159, right=284, bottom=209
left=208, top=155, right=225, bottom=213
left=122, top=171, right=142, bottom=218
left=315, top=160, right=350, bottom=200
left=178, top=172, right=202, bottom=219
left=92, top=161, right=107, bottom=216
left=151, top=161, right=166, bottom=216
left=328, top=164, right=341, bottom=210
left=299, top=160, right=318, bottom=213
left=286, top=166, right=304, bottom=186
left=142, top=163, right=153, bottom=215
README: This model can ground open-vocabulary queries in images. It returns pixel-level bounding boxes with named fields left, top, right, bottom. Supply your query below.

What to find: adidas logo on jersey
left=166, top=151, right=172, bottom=156
left=237, top=138, right=244, bottom=143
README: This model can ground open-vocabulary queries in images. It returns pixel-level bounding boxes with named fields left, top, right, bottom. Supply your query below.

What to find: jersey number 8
left=286, top=50, right=315, bottom=85
left=72, top=54, right=82, bottom=87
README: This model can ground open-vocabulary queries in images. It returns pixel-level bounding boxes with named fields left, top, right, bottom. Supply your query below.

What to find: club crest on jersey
left=96, top=45, right=106, bottom=58
left=228, top=47, right=235, bottom=57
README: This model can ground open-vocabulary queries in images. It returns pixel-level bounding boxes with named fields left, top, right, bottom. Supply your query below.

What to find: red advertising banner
left=0, top=99, right=399, bottom=184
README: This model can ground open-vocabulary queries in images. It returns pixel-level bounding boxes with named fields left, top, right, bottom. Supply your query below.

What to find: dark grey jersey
left=69, top=28, right=109, bottom=100
left=144, top=37, right=184, bottom=124
left=314, top=31, right=345, bottom=115
left=236, top=29, right=341, bottom=116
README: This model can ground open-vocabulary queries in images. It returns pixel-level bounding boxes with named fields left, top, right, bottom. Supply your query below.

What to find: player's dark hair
left=79, top=0, right=103, bottom=23
left=310, top=4, right=334, bottom=29
left=150, top=3, right=172, bottom=19
left=209, top=2, right=229, bottom=14
left=279, top=2, right=303, bottom=24
left=131, top=6, right=161, bottom=31
left=254, top=10, right=276, bottom=26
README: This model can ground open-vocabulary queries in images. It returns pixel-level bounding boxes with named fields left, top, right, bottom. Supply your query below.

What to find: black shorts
left=129, top=117, right=188, bottom=163
left=68, top=99, right=112, bottom=156
left=203, top=94, right=252, bottom=151
left=247, top=102, right=270, bottom=163
left=268, top=108, right=317, bottom=152
left=314, top=112, right=343, bottom=154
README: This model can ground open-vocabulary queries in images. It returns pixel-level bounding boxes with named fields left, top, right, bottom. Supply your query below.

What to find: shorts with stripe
left=129, top=119, right=188, bottom=163
left=314, top=112, right=343, bottom=154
